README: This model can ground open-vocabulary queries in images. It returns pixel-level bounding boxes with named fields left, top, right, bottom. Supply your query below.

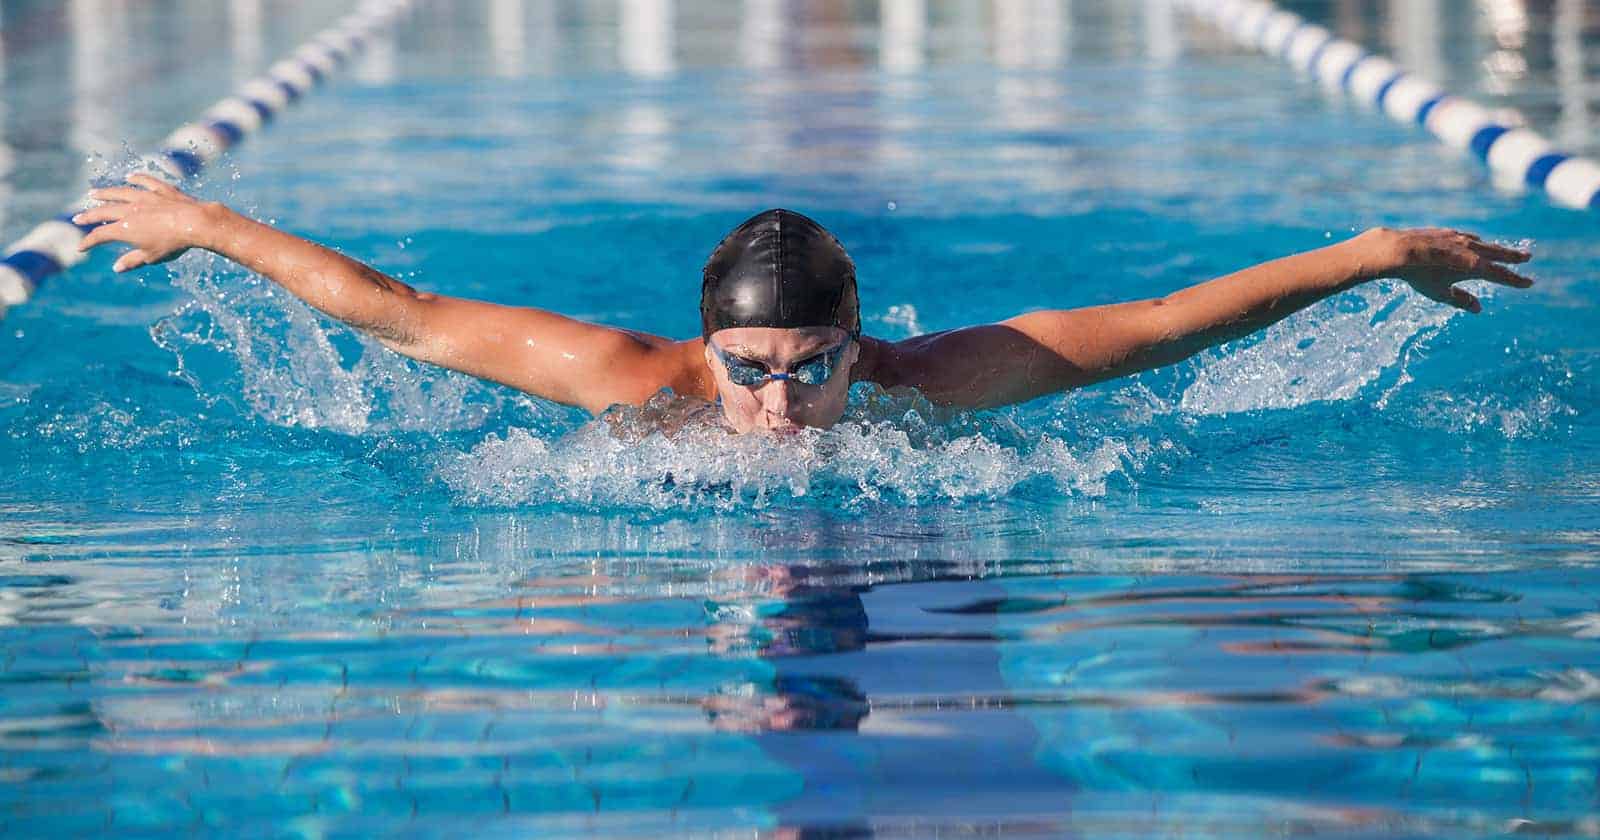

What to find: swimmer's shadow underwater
left=74, top=176, right=1535, bottom=472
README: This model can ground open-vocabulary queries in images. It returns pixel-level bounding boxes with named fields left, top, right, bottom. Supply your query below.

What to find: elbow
left=1139, top=296, right=1185, bottom=345
left=375, top=333, right=417, bottom=355
left=365, top=310, right=430, bottom=356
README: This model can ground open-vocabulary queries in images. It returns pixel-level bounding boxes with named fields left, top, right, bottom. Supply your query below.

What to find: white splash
left=868, top=303, right=924, bottom=338
left=436, top=390, right=1150, bottom=510
left=152, top=252, right=499, bottom=434
left=1178, top=281, right=1462, bottom=416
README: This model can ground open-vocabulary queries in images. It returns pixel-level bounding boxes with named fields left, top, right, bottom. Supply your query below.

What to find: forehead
left=711, top=326, right=847, bottom=359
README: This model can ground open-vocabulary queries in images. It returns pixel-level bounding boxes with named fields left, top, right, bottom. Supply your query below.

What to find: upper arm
left=376, top=292, right=686, bottom=414
left=873, top=240, right=1385, bottom=411
left=872, top=300, right=1177, bottom=409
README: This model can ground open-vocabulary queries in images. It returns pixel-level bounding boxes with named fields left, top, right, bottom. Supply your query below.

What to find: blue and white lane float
left=0, top=0, right=414, bottom=318
left=1177, top=0, right=1600, bottom=214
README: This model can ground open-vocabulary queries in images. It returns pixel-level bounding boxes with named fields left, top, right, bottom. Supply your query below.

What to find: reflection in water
left=740, top=0, right=786, bottom=71
left=1553, top=0, right=1590, bottom=150
left=9, top=552, right=1598, bottom=834
left=705, top=564, right=872, bottom=734
left=615, top=102, right=673, bottom=171
left=488, top=0, right=525, bottom=78
left=1480, top=0, right=1529, bottom=95
left=5, top=0, right=1600, bottom=835
left=229, top=0, right=263, bottom=84
left=354, top=22, right=398, bottom=84
left=879, top=0, right=925, bottom=74
left=620, top=0, right=675, bottom=79
left=1388, top=0, right=1444, bottom=83
left=0, top=7, right=8, bottom=233
left=1144, top=0, right=1180, bottom=64
left=69, top=0, right=121, bottom=181
left=993, top=0, right=1066, bottom=69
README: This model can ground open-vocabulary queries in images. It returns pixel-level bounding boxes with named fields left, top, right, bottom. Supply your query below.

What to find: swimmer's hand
left=72, top=174, right=224, bottom=272
left=1357, top=226, right=1534, bottom=314
left=71, top=175, right=692, bottom=415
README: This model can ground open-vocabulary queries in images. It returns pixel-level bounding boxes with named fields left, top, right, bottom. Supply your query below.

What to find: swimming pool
left=3, top=0, right=1599, bottom=835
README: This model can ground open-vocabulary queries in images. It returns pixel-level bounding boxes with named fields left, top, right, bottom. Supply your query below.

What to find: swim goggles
left=709, top=340, right=850, bottom=387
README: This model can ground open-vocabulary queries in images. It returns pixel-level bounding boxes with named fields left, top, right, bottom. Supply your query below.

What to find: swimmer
left=74, top=175, right=1535, bottom=434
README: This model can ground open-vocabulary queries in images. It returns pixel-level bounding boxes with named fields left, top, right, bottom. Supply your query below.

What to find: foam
left=1178, top=281, right=1460, bottom=415
left=154, top=250, right=501, bottom=435
left=435, top=388, right=1152, bottom=511
left=1402, top=355, right=1580, bottom=440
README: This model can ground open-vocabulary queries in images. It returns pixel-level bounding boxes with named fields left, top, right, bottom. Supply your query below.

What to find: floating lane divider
left=0, top=0, right=415, bottom=317
left=1177, top=0, right=1600, bottom=214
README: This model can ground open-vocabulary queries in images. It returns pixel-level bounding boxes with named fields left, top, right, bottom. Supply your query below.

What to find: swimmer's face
left=704, top=326, right=858, bottom=434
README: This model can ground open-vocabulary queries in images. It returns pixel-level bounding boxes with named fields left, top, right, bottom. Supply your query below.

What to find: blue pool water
left=3, top=1, right=1599, bottom=836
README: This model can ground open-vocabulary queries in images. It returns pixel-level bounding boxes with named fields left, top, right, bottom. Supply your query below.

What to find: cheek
left=800, top=381, right=849, bottom=421
left=719, top=386, right=760, bottom=418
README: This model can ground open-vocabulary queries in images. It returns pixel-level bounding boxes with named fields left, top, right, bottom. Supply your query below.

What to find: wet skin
left=76, top=175, right=1537, bottom=433
left=701, top=326, right=860, bottom=434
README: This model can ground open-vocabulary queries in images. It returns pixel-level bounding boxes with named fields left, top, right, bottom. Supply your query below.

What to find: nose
left=759, top=378, right=793, bottom=422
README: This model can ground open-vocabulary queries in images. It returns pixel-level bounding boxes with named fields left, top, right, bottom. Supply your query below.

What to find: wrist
left=191, top=201, right=242, bottom=252
left=1348, top=227, right=1405, bottom=282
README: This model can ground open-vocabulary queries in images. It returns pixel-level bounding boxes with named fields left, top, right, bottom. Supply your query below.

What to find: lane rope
left=0, top=0, right=415, bottom=317
left=1177, top=0, right=1600, bottom=215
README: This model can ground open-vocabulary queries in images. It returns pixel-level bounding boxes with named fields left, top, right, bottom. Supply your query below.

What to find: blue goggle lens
left=718, top=343, right=846, bottom=387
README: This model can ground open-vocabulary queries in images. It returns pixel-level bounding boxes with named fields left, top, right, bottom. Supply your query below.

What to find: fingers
left=85, top=174, right=187, bottom=207
left=112, top=249, right=151, bottom=273
left=1409, top=229, right=1532, bottom=266
left=1432, top=245, right=1480, bottom=273
left=71, top=203, right=129, bottom=227
left=1479, top=262, right=1534, bottom=289
left=87, top=185, right=157, bottom=205
left=1468, top=238, right=1532, bottom=264
left=127, top=173, right=186, bottom=198
left=77, top=222, right=125, bottom=251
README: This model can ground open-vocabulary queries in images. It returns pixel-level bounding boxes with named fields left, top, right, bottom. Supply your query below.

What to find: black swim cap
left=700, top=209, right=860, bottom=339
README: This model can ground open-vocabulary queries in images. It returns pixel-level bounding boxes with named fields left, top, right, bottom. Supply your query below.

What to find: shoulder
left=662, top=338, right=716, bottom=401
left=611, top=336, right=715, bottom=406
left=851, top=335, right=895, bottom=387
left=851, top=332, right=948, bottom=390
left=561, top=332, right=711, bottom=415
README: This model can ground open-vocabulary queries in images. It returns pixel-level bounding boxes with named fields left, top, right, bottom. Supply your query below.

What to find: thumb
left=113, top=249, right=152, bottom=273
left=1450, top=286, right=1482, bottom=313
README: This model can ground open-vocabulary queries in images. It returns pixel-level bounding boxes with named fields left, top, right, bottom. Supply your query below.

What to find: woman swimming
left=74, top=174, right=1534, bottom=434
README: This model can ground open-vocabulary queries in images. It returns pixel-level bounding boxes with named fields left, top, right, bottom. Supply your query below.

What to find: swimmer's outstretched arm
left=868, top=227, right=1534, bottom=409
left=75, top=176, right=687, bottom=414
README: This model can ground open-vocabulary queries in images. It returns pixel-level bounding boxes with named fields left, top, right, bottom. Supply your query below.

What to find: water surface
left=3, top=1, right=1598, bottom=836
